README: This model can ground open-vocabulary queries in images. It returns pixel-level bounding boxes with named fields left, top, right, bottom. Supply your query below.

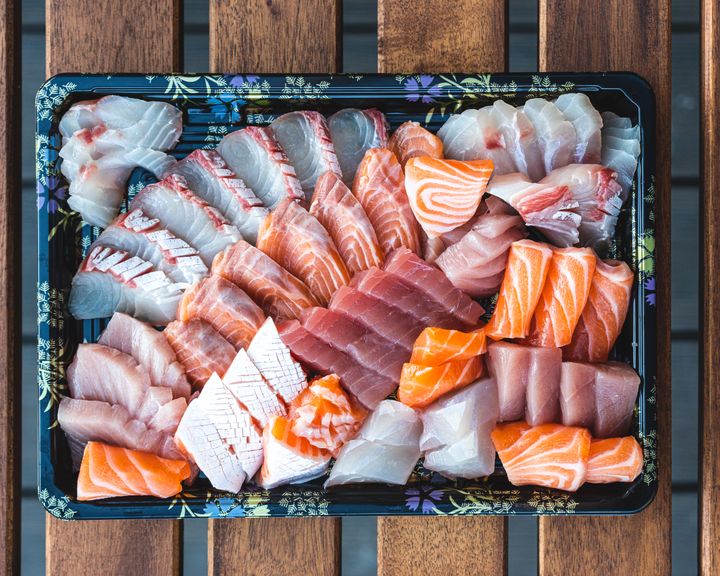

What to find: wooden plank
left=538, top=2, right=672, bottom=575
left=377, top=2, right=508, bottom=574
left=208, top=3, right=342, bottom=575
left=45, top=2, right=183, bottom=575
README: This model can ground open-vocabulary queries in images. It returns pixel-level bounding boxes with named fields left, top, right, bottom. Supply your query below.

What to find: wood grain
left=538, top=2, right=672, bottom=574
left=45, top=2, right=183, bottom=575
left=377, top=1, right=508, bottom=574
left=209, top=0, right=342, bottom=73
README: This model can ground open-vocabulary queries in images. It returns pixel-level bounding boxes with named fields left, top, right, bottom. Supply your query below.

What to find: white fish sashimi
left=522, top=98, right=577, bottom=174
left=68, top=245, right=183, bottom=325
left=147, top=397, right=188, bottom=435
left=218, top=126, right=304, bottom=209
left=489, top=100, right=545, bottom=181
left=601, top=111, right=641, bottom=201
left=169, top=149, right=269, bottom=243
left=554, top=93, right=603, bottom=164
left=129, top=174, right=242, bottom=266
left=327, top=108, right=388, bottom=185
left=136, top=386, right=174, bottom=422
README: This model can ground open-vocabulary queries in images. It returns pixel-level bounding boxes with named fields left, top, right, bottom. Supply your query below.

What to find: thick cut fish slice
left=486, top=240, right=554, bottom=340
left=564, top=258, right=634, bottom=362
left=325, top=400, right=421, bottom=487
left=310, top=171, right=384, bottom=275
left=352, top=148, right=422, bottom=256
left=98, top=312, right=191, bottom=399
left=217, top=126, right=304, bottom=209
left=404, top=156, right=493, bottom=238
left=178, top=275, right=265, bottom=350
left=600, top=112, right=641, bottom=200
left=169, top=149, right=268, bottom=243
left=554, top=93, right=603, bottom=164
left=558, top=361, right=597, bottom=429
left=129, top=174, right=242, bottom=266
left=410, top=327, right=486, bottom=366
left=488, top=100, right=545, bottom=181
left=77, top=441, right=191, bottom=501
left=164, top=319, right=236, bottom=390
left=522, top=98, right=577, bottom=174
left=271, top=111, right=342, bottom=202
left=492, top=421, right=591, bottom=492
left=398, top=356, right=484, bottom=409
left=69, top=245, right=183, bottom=325
left=212, top=240, right=318, bottom=322
left=256, top=415, right=331, bottom=489
left=593, top=362, right=641, bottom=438
left=586, top=437, right=643, bottom=483
left=387, top=121, right=443, bottom=168
left=526, top=247, right=597, bottom=348
left=256, top=198, right=350, bottom=306
left=328, top=108, right=389, bottom=184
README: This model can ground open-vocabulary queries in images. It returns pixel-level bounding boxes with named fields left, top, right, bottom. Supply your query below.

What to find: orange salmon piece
left=410, top=327, right=487, bottom=366
left=388, top=121, right=443, bottom=167
left=397, top=355, right=484, bottom=408
left=585, top=436, right=643, bottom=484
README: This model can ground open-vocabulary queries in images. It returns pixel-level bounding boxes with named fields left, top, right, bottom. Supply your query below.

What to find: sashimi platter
left=37, top=73, right=657, bottom=519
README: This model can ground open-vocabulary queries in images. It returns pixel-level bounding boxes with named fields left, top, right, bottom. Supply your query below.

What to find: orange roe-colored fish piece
left=388, top=121, right=443, bottom=167
left=585, top=436, right=643, bottom=484
left=410, top=327, right=487, bottom=366
left=397, top=355, right=484, bottom=408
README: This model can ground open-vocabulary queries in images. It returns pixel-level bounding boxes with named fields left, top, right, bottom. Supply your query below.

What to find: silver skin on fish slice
left=327, top=108, right=388, bottom=185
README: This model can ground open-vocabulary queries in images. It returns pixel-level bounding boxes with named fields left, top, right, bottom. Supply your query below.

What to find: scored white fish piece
left=328, top=108, right=388, bottom=185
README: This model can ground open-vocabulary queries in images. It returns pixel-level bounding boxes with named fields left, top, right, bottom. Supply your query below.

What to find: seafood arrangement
left=51, top=88, right=648, bottom=507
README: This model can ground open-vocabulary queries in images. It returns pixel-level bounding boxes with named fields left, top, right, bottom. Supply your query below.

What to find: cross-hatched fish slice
left=387, top=121, right=443, bottom=168
left=585, top=436, right=643, bottom=483
left=328, top=108, right=389, bottom=184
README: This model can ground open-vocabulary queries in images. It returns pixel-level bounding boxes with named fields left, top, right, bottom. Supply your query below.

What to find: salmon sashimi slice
left=492, top=421, right=591, bottom=492
left=525, top=247, right=597, bottom=348
left=398, top=355, right=484, bottom=409
left=328, top=108, right=389, bottom=185
left=256, top=415, right=331, bottom=489
left=352, top=148, right=422, bottom=256
left=563, top=258, right=634, bottom=362
left=77, top=441, right=191, bottom=501
left=310, top=171, right=384, bottom=275
left=212, top=240, right=318, bottom=322
left=410, top=327, right=487, bottom=366
left=404, top=156, right=494, bottom=239
left=486, top=239, right=554, bottom=340
left=164, top=319, right=236, bottom=390
left=178, top=274, right=265, bottom=350
left=256, top=198, right=350, bottom=306
left=387, top=121, right=443, bottom=167
left=585, top=436, right=643, bottom=483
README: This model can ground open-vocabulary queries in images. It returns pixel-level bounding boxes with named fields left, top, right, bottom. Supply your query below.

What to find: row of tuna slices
left=58, top=313, right=191, bottom=469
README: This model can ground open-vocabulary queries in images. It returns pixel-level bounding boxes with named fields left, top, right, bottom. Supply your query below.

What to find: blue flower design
left=206, top=94, right=246, bottom=123
left=405, top=484, right=444, bottom=514
left=226, top=74, right=260, bottom=88
left=644, top=276, right=656, bottom=306
left=404, top=75, right=441, bottom=104
left=37, top=176, right=67, bottom=214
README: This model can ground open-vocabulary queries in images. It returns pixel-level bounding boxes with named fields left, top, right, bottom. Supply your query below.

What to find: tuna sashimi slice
left=558, top=361, right=597, bottom=429
left=522, top=98, right=577, bottom=174
left=410, top=327, right=487, bottom=366
left=328, top=108, right=389, bottom=185
left=586, top=437, right=643, bottom=484
left=387, top=121, right=443, bottom=168
left=398, top=356, right=484, bottom=409
left=593, top=362, right=641, bottom=438
left=554, top=93, right=603, bottom=164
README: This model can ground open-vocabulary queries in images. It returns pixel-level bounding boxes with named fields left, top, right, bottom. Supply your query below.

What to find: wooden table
left=0, top=0, right=693, bottom=573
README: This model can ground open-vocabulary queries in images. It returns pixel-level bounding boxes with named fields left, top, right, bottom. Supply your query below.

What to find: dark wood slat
left=538, top=2, right=672, bottom=574
left=377, top=1, right=508, bottom=574
left=45, top=2, right=183, bottom=574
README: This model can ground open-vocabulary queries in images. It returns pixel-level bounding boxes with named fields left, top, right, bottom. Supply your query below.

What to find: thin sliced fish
left=410, top=327, right=487, bottom=366
left=398, top=356, right=484, bottom=409
left=488, top=100, right=545, bottom=181
left=522, top=98, right=577, bottom=174
left=329, top=108, right=389, bottom=184
left=387, top=121, right=443, bottom=168
left=586, top=437, right=643, bottom=483
left=554, top=93, right=603, bottom=164
left=601, top=111, right=641, bottom=201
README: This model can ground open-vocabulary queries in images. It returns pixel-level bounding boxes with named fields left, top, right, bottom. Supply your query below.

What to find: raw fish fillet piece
left=271, top=111, right=342, bottom=203
left=136, top=386, right=174, bottom=423
left=486, top=239, right=554, bottom=340
left=278, top=320, right=397, bottom=410
left=217, top=126, right=304, bottom=209
left=288, top=374, right=367, bottom=455
left=212, top=240, right=318, bottom=322
left=77, top=441, right=191, bottom=501
left=352, top=148, right=422, bottom=256
left=178, top=274, right=265, bottom=350
left=435, top=208, right=527, bottom=297
left=404, top=156, right=493, bottom=238
left=247, top=318, right=308, bottom=406
left=526, top=247, right=597, bottom=348
left=436, top=108, right=517, bottom=174
left=486, top=341, right=562, bottom=424
left=554, top=93, right=603, bottom=164
left=95, top=208, right=208, bottom=285
left=564, top=258, right=634, bottom=362
left=398, top=356, right=484, bottom=409
left=522, top=98, right=577, bottom=174
left=325, top=400, right=421, bottom=487
left=420, top=377, right=498, bottom=479
left=600, top=112, right=641, bottom=200
left=328, top=108, right=389, bottom=184
left=558, top=361, right=597, bottom=429
left=129, top=174, right=242, bottom=266
left=223, top=348, right=286, bottom=427
left=147, top=397, right=188, bottom=436
left=593, top=361, right=641, bottom=438
left=174, top=373, right=263, bottom=492
left=485, top=172, right=581, bottom=247
left=169, top=149, right=269, bottom=243
left=301, top=307, right=409, bottom=382
left=383, top=247, right=484, bottom=327
left=256, top=415, right=331, bottom=489
left=492, top=421, right=591, bottom=492
left=164, top=319, right=236, bottom=390
left=310, top=171, right=384, bottom=275
left=328, top=286, right=424, bottom=352
left=410, top=327, right=486, bottom=366
left=387, top=121, right=443, bottom=168
left=586, top=437, right=643, bottom=483
left=257, top=197, right=350, bottom=306
left=488, top=100, right=545, bottom=181
left=98, top=312, right=191, bottom=399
